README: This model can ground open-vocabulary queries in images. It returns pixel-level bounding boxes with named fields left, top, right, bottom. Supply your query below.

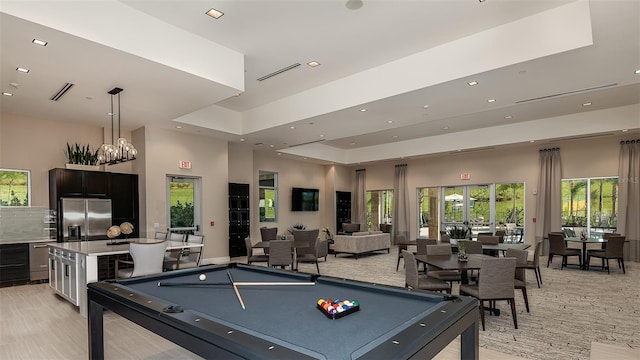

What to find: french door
left=166, top=175, right=201, bottom=235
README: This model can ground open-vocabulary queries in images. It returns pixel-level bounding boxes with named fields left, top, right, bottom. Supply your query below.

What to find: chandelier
left=98, top=87, right=137, bottom=165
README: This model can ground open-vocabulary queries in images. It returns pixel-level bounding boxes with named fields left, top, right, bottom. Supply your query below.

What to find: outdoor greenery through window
left=561, top=177, right=618, bottom=238
left=259, top=171, right=277, bottom=222
left=168, top=176, right=198, bottom=235
left=366, top=190, right=393, bottom=231
left=0, top=169, right=30, bottom=206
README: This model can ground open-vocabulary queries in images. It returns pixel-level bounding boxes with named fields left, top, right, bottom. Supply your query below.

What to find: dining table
left=564, top=236, right=607, bottom=270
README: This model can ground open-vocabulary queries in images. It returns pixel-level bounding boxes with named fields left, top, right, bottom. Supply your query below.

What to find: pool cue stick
left=227, top=271, right=246, bottom=310
left=157, top=281, right=315, bottom=287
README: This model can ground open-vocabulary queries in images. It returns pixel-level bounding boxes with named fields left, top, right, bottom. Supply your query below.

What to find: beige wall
left=139, top=126, right=229, bottom=262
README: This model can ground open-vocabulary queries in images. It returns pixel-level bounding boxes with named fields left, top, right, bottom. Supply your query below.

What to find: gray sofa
left=331, top=231, right=391, bottom=259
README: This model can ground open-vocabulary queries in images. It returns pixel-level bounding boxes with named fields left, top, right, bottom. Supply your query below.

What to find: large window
left=259, top=171, right=277, bottom=222
left=0, top=169, right=30, bottom=206
left=561, top=177, right=618, bottom=238
left=166, top=176, right=201, bottom=235
left=366, top=189, right=393, bottom=231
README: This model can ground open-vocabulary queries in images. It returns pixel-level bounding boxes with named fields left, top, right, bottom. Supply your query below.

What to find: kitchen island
left=48, top=238, right=203, bottom=317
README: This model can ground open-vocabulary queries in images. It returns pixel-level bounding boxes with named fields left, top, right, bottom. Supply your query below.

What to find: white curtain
left=534, top=148, right=562, bottom=255
left=354, top=169, right=367, bottom=229
left=392, top=164, right=409, bottom=245
left=617, top=139, right=640, bottom=262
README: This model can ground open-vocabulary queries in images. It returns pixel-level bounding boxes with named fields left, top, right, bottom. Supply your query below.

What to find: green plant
left=287, top=223, right=306, bottom=234
left=447, top=226, right=469, bottom=239
left=65, top=143, right=99, bottom=165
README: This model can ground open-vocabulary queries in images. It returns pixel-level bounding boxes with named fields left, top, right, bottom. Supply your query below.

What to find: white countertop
left=47, top=238, right=202, bottom=256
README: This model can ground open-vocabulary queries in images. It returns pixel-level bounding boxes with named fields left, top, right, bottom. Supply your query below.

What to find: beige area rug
left=290, top=249, right=640, bottom=360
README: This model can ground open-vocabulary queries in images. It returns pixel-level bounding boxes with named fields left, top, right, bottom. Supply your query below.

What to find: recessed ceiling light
left=32, top=38, right=47, bottom=46
left=387, top=120, right=393, bottom=124
left=349, top=142, right=356, bottom=146
left=205, top=8, right=224, bottom=19
left=359, top=108, right=367, bottom=112
left=423, top=105, right=429, bottom=109
left=442, top=126, right=449, bottom=130
left=319, top=134, right=325, bottom=138
left=16, top=67, right=29, bottom=73
left=269, top=144, right=275, bottom=148
left=467, top=81, right=478, bottom=86
left=635, top=69, right=640, bottom=74
left=303, top=157, right=307, bottom=160
left=307, top=61, right=320, bottom=67
left=582, top=102, right=592, bottom=106
left=277, top=152, right=282, bottom=155
left=176, top=126, right=182, bottom=129
left=2, top=92, right=13, bottom=96
left=487, top=99, right=496, bottom=103
left=622, top=129, right=629, bottom=132
left=529, top=140, right=535, bottom=143
left=392, top=135, right=398, bottom=138
left=504, top=115, right=513, bottom=119
left=239, top=138, right=245, bottom=142
left=290, top=126, right=296, bottom=129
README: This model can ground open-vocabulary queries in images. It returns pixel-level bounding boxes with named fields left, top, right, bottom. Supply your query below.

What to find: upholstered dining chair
left=506, top=248, right=530, bottom=313
left=292, top=229, right=320, bottom=257
left=547, top=232, right=581, bottom=269
left=244, top=237, right=268, bottom=265
left=494, top=230, right=506, bottom=243
left=402, top=250, right=450, bottom=293
left=587, top=235, right=626, bottom=274
left=116, top=241, right=167, bottom=279
left=268, top=239, right=293, bottom=269
left=415, top=238, right=436, bottom=273
left=296, top=235, right=324, bottom=274
left=459, top=257, right=518, bottom=331
left=425, top=244, right=462, bottom=284
left=164, top=234, right=204, bottom=271
left=521, top=240, right=543, bottom=287
left=154, top=231, right=168, bottom=240
left=163, top=232, right=186, bottom=269
left=459, top=240, right=483, bottom=254
left=439, top=232, right=451, bottom=244
left=260, top=227, right=278, bottom=255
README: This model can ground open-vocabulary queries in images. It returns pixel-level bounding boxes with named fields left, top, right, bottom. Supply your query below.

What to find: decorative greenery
left=170, top=201, right=194, bottom=228
left=287, top=223, right=306, bottom=234
left=447, top=226, right=469, bottom=239
left=65, top=143, right=99, bottom=165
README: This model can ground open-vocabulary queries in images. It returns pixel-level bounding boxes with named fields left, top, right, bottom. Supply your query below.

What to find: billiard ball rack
left=316, top=299, right=360, bottom=319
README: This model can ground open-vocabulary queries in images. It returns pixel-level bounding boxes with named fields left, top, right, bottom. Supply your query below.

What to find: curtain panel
left=354, top=169, right=367, bottom=230
left=392, top=164, right=409, bottom=245
left=618, top=139, right=640, bottom=262
left=534, top=148, right=562, bottom=255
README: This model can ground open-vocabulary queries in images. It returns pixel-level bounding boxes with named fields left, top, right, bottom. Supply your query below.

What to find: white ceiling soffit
left=1, top=0, right=244, bottom=98
left=241, top=0, right=593, bottom=134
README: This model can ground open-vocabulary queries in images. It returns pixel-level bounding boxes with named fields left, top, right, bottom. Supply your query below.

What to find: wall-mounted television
left=291, top=187, right=319, bottom=211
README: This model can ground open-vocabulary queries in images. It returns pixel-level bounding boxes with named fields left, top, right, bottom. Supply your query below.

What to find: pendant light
left=98, top=87, right=137, bottom=165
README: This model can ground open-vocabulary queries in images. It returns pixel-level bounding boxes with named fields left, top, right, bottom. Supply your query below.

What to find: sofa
left=331, top=231, right=391, bottom=259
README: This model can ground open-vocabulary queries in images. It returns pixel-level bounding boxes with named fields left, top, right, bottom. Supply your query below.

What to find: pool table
left=88, top=264, right=478, bottom=359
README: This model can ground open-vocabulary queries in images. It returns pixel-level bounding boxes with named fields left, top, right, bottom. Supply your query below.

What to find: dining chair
left=402, top=250, right=450, bottom=293
left=163, top=232, right=186, bottom=269
left=169, top=234, right=204, bottom=270
left=425, top=244, right=462, bottom=284
left=587, top=235, right=626, bottom=274
left=459, top=257, right=518, bottom=331
left=521, top=240, right=543, bottom=287
left=296, top=236, right=324, bottom=274
left=292, top=229, right=320, bottom=257
left=154, top=231, right=168, bottom=240
left=396, top=234, right=410, bottom=271
left=439, top=233, right=451, bottom=244
left=415, top=238, right=436, bottom=273
left=116, top=241, right=167, bottom=279
left=244, top=237, right=269, bottom=265
left=506, top=248, right=530, bottom=313
left=260, top=227, right=278, bottom=255
left=547, top=232, right=581, bottom=269
left=268, top=239, right=293, bottom=269
left=494, top=230, right=506, bottom=243
left=459, top=240, right=483, bottom=254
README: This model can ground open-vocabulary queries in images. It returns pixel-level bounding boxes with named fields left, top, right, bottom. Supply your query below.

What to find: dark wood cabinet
left=229, top=183, right=250, bottom=258
left=336, top=191, right=352, bottom=233
left=49, top=168, right=139, bottom=242
left=0, top=243, right=30, bottom=286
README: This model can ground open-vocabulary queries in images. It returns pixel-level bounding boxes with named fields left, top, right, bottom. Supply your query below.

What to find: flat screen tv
left=291, top=187, right=319, bottom=211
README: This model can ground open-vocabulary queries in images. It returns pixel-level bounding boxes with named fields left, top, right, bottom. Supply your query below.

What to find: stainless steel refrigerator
left=60, top=198, right=112, bottom=241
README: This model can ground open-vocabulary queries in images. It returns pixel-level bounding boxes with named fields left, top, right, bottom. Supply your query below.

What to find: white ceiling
left=1, top=0, right=639, bottom=165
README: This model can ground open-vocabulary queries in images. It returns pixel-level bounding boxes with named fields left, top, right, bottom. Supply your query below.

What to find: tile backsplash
left=0, top=207, right=54, bottom=243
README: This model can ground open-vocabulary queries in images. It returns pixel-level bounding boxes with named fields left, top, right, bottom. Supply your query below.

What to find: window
left=417, top=187, right=439, bottom=238
left=259, top=171, right=277, bottom=222
left=366, top=189, right=393, bottom=231
left=167, top=176, right=201, bottom=235
left=0, top=169, right=30, bottom=206
left=561, top=177, right=618, bottom=238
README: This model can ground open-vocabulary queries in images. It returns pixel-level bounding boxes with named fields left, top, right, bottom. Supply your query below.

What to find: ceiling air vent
left=50, top=82, right=75, bottom=101
left=257, top=63, right=301, bottom=82
left=515, top=83, right=617, bottom=104
left=288, top=139, right=325, bottom=148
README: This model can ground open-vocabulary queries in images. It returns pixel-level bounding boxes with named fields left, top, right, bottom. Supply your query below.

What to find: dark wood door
left=229, top=183, right=250, bottom=258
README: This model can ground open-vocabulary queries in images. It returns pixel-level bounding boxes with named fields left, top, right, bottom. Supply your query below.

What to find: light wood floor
left=1, top=247, right=637, bottom=359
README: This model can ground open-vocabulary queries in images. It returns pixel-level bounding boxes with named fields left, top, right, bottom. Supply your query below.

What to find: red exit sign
left=179, top=160, right=191, bottom=169
left=460, top=172, right=470, bottom=180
